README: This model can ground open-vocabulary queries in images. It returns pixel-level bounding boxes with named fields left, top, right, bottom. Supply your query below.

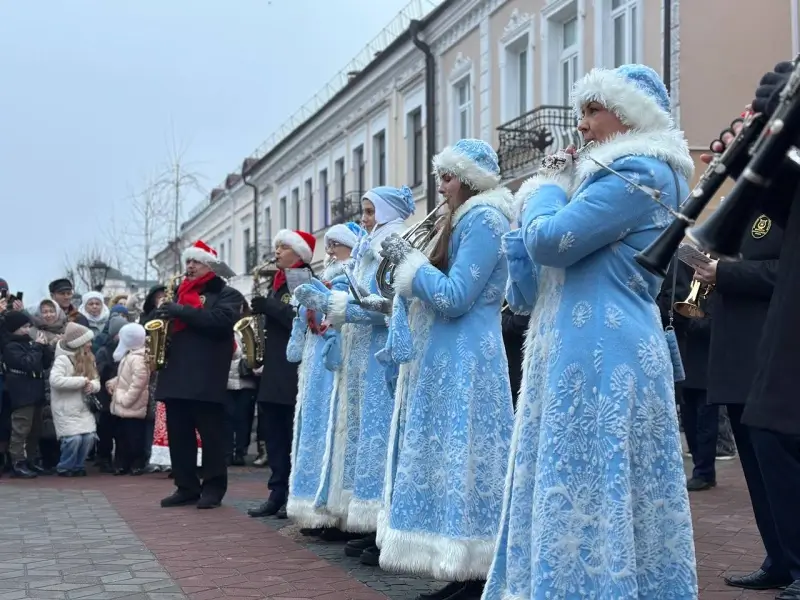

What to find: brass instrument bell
left=673, top=279, right=713, bottom=319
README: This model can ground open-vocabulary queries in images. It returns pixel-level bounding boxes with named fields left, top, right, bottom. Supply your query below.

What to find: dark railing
left=331, top=190, right=364, bottom=225
left=261, top=239, right=274, bottom=263
left=496, top=105, right=582, bottom=180
left=244, top=244, right=259, bottom=273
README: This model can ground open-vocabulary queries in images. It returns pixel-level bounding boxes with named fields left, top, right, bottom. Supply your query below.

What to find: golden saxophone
left=234, top=259, right=278, bottom=370
left=144, top=272, right=184, bottom=372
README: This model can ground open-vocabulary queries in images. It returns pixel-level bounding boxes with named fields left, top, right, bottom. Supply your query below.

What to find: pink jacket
left=109, top=348, right=149, bottom=419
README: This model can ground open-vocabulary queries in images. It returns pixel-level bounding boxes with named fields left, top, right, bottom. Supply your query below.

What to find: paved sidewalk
left=0, top=458, right=780, bottom=599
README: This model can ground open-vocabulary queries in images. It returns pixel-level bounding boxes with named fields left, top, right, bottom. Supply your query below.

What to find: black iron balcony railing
left=244, top=244, right=259, bottom=273
left=496, top=106, right=582, bottom=180
left=331, top=190, right=364, bottom=225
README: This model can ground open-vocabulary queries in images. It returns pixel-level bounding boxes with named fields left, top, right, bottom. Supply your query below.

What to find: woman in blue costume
left=483, top=64, right=698, bottom=600
left=285, top=222, right=363, bottom=533
left=294, top=186, right=415, bottom=553
left=376, top=139, right=515, bottom=600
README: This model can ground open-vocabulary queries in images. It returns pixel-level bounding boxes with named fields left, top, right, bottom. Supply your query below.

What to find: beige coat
left=109, top=348, right=149, bottom=419
left=49, top=345, right=101, bottom=438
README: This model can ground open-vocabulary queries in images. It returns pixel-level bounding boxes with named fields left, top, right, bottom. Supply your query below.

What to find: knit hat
left=113, top=323, right=146, bottom=362
left=362, top=186, right=416, bottom=225
left=274, top=229, right=316, bottom=263
left=181, top=240, right=220, bottom=266
left=571, top=64, right=673, bottom=132
left=110, top=304, right=129, bottom=317
left=61, top=322, right=94, bottom=350
left=324, top=222, right=365, bottom=249
left=432, top=139, right=501, bottom=192
left=48, top=278, right=74, bottom=294
left=107, top=315, right=128, bottom=339
left=3, top=311, right=30, bottom=334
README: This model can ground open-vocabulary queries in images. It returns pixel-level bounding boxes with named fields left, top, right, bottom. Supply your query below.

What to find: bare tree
left=63, top=245, right=115, bottom=293
left=125, top=175, right=173, bottom=283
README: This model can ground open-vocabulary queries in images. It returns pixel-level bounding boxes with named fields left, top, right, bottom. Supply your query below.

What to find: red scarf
left=172, top=271, right=215, bottom=333
left=272, top=260, right=304, bottom=292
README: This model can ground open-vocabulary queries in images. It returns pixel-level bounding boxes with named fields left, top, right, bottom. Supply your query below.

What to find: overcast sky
left=0, top=0, right=414, bottom=298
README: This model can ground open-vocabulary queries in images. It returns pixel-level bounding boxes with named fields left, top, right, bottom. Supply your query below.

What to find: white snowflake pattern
left=571, top=301, right=592, bottom=328
left=637, top=336, right=666, bottom=378
left=558, top=231, right=576, bottom=253
left=432, top=293, right=451, bottom=312
left=627, top=272, right=648, bottom=294
left=483, top=284, right=501, bottom=302
left=624, top=171, right=642, bottom=194
left=604, top=304, right=624, bottom=329
left=483, top=210, right=506, bottom=236
left=470, top=264, right=481, bottom=281
left=651, top=207, right=672, bottom=228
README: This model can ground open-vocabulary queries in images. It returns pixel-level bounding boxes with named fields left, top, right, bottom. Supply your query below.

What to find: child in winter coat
left=49, top=322, right=100, bottom=476
left=106, top=323, right=149, bottom=475
left=1, top=311, right=54, bottom=478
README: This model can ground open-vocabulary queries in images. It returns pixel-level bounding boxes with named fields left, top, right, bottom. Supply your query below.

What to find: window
left=279, top=196, right=287, bottom=228
left=373, top=131, right=386, bottom=186
left=353, top=146, right=365, bottom=193
left=610, top=0, right=639, bottom=67
left=502, top=40, right=530, bottom=120
left=304, top=178, right=313, bottom=231
left=560, top=17, right=579, bottom=104
left=219, top=241, right=226, bottom=264
left=291, top=188, right=300, bottom=228
left=408, top=110, right=423, bottom=187
left=453, top=77, right=472, bottom=139
left=334, top=158, right=346, bottom=200
left=319, top=169, right=329, bottom=227
left=264, top=206, right=272, bottom=248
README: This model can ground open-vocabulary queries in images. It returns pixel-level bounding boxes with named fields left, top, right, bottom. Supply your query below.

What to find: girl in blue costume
left=483, top=64, right=698, bottom=600
left=294, top=186, right=415, bottom=552
left=285, top=222, right=363, bottom=533
left=377, top=139, right=515, bottom=600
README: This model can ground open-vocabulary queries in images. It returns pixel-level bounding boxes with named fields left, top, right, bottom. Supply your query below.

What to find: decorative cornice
left=449, top=52, right=473, bottom=82
left=500, top=8, right=534, bottom=44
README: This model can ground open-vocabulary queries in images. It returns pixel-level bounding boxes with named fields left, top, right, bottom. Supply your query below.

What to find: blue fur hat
left=571, top=64, right=673, bottom=132
left=432, top=138, right=500, bottom=192
left=325, top=222, right=365, bottom=248
left=362, top=185, right=416, bottom=224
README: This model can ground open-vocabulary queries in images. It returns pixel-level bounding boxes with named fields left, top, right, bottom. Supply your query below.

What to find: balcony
left=496, top=106, right=582, bottom=181
left=331, top=190, right=364, bottom=225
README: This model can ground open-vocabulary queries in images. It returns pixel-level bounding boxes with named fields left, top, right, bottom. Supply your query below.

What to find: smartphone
left=0, top=289, right=7, bottom=299
left=15, top=291, right=23, bottom=303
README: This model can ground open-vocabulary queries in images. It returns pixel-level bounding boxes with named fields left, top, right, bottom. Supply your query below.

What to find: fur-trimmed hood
left=451, top=186, right=515, bottom=229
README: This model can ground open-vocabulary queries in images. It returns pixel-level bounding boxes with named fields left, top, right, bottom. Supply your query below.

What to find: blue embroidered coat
left=286, top=261, right=347, bottom=528
left=483, top=130, right=699, bottom=600
left=378, top=189, right=515, bottom=581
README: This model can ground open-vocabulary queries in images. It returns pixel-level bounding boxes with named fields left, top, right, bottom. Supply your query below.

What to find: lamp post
left=88, top=260, right=110, bottom=293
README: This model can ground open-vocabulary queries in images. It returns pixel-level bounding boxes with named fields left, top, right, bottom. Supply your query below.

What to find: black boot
left=11, top=460, right=37, bottom=479
left=360, top=545, right=380, bottom=566
left=28, top=459, right=52, bottom=476
left=247, top=499, right=283, bottom=518
left=160, top=489, right=200, bottom=507
left=344, top=534, right=376, bottom=557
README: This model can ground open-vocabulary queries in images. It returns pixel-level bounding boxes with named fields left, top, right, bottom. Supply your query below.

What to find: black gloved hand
left=161, top=302, right=184, bottom=318
left=250, top=296, right=268, bottom=315
left=752, top=61, right=795, bottom=117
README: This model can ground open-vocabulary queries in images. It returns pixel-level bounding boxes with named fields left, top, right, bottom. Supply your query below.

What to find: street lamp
left=88, top=260, right=110, bottom=292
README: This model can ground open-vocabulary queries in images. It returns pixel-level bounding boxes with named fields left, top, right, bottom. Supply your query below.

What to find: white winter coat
left=108, top=348, right=149, bottom=419
left=49, top=345, right=100, bottom=438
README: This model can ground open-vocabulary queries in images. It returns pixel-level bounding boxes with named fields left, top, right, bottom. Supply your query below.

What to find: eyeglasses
left=326, top=241, right=342, bottom=250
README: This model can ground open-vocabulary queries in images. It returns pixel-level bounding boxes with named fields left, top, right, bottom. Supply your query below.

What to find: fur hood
left=451, top=186, right=515, bottom=229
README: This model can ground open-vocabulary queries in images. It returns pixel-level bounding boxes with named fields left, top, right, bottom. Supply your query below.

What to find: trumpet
left=673, top=278, right=714, bottom=319
left=144, top=272, right=184, bottom=372
left=234, top=259, right=277, bottom=370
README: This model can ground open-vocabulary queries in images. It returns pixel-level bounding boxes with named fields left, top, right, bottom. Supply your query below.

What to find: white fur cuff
left=393, top=249, right=429, bottom=298
left=513, top=173, right=573, bottom=218
left=326, top=290, right=349, bottom=326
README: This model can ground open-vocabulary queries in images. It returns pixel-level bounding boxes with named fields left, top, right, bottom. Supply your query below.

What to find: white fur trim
left=393, top=249, right=429, bottom=298
left=324, top=224, right=359, bottom=249
left=452, top=186, right=515, bottom=228
left=378, top=525, right=495, bottom=581
left=274, top=229, right=313, bottom=263
left=433, top=146, right=501, bottom=192
left=571, top=67, right=673, bottom=133
left=345, top=499, right=382, bottom=533
left=513, top=173, right=573, bottom=219
left=576, top=129, right=694, bottom=183
left=287, top=497, right=340, bottom=529
left=149, top=444, right=202, bottom=467
left=181, top=246, right=219, bottom=266
left=326, top=290, right=349, bottom=327
left=64, top=330, right=94, bottom=350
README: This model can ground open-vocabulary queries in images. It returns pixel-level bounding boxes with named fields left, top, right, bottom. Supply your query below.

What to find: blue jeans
left=57, top=433, right=95, bottom=473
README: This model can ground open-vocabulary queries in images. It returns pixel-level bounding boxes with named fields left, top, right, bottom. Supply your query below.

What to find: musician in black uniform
left=704, top=62, right=800, bottom=598
left=247, top=229, right=314, bottom=519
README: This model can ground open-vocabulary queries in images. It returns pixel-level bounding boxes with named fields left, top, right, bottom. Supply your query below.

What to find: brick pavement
left=0, top=458, right=783, bottom=599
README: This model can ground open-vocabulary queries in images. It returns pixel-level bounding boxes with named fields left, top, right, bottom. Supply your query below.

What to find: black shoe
left=130, top=468, right=144, bottom=476
left=197, top=495, right=222, bottom=509
left=345, top=534, right=376, bottom=557
left=231, top=454, right=246, bottom=467
left=686, top=477, right=715, bottom=491
left=160, top=490, right=200, bottom=507
left=76, top=468, right=87, bottom=477
left=276, top=504, right=288, bottom=519
left=300, top=528, right=324, bottom=537
left=777, top=580, right=800, bottom=599
left=415, top=582, right=469, bottom=600
left=11, top=461, right=37, bottom=479
left=247, top=499, right=282, bottom=518
left=724, top=568, right=794, bottom=590
left=28, top=460, right=52, bottom=475
left=114, top=468, right=130, bottom=476
left=319, top=527, right=363, bottom=542
left=360, top=545, right=380, bottom=566
left=56, top=470, right=76, bottom=477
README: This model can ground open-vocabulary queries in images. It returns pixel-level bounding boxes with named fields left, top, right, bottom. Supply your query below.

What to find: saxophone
left=234, top=259, right=277, bottom=370
left=144, top=273, right=184, bottom=372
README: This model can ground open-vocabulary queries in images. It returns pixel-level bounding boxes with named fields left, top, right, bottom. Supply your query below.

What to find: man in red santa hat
left=154, top=240, right=243, bottom=509
left=248, top=229, right=315, bottom=519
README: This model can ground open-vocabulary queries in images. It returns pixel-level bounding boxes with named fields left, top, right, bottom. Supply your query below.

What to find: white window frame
left=403, top=85, right=425, bottom=187
left=447, top=52, right=475, bottom=143
left=372, top=130, right=387, bottom=187
left=541, top=0, right=585, bottom=106
left=498, top=9, right=535, bottom=123
left=595, top=0, right=642, bottom=68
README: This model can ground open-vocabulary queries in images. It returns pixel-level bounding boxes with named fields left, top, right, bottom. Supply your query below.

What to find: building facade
left=156, top=0, right=797, bottom=297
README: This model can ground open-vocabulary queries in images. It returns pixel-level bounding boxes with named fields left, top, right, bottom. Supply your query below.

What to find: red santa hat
left=274, top=229, right=315, bottom=263
left=181, top=240, right=220, bottom=266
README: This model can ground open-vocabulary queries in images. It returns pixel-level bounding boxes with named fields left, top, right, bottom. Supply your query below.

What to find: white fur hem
left=149, top=444, right=202, bottom=467
left=571, top=67, right=673, bottom=133
left=326, top=290, right=349, bottom=327
left=513, top=174, right=573, bottom=218
left=378, top=526, right=495, bottom=581
left=452, top=187, right=514, bottom=228
left=393, top=249, right=428, bottom=298
left=274, top=229, right=313, bottom=263
left=286, top=497, right=340, bottom=529
left=181, top=246, right=220, bottom=266
left=433, top=146, right=501, bottom=192
left=346, top=499, right=382, bottom=533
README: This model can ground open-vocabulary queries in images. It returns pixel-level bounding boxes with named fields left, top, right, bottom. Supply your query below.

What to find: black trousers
left=113, top=417, right=147, bottom=471
left=680, top=387, right=719, bottom=483
left=225, top=389, right=256, bottom=458
left=96, top=411, right=115, bottom=462
left=260, top=402, right=294, bottom=504
left=747, top=422, right=800, bottom=581
left=165, top=399, right=228, bottom=501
